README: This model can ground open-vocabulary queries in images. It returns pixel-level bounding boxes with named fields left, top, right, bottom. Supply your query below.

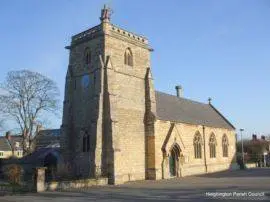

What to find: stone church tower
left=60, top=5, right=156, bottom=184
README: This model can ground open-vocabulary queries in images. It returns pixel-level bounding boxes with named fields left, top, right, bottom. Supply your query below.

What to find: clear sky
left=0, top=1, right=269, bottom=138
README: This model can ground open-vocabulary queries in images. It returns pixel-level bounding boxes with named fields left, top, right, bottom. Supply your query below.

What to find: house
left=0, top=132, right=23, bottom=159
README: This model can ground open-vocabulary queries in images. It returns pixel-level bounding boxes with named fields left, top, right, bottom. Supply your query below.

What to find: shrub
left=3, top=164, right=22, bottom=185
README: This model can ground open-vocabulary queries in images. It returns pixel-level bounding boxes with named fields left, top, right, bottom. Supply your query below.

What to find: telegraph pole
left=240, top=129, right=244, bottom=163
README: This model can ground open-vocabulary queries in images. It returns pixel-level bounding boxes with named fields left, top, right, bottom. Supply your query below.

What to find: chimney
left=175, top=85, right=183, bottom=98
left=36, top=124, right=43, bottom=134
left=252, top=134, right=257, bottom=141
left=5, top=131, right=11, bottom=141
left=261, top=135, right=265, bottom=140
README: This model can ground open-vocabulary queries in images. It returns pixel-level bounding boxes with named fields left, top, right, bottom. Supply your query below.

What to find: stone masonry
left=60, top=5, right=236, bottom=185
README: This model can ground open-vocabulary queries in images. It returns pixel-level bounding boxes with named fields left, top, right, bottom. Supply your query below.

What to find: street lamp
left=240, top=129, right=244, bottom=163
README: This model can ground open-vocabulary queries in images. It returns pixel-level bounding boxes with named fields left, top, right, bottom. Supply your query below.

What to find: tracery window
left=194, top=133, right=202, bottom=159
left=124, top=48, right=133, bottom=66
left=209, top=133, right=216, bottom=158
left=222, top=134, right=229, bottom=157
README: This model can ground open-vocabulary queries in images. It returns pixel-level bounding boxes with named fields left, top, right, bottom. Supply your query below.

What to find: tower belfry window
left=124, top=48, right=133, bottom=66
left=84, top=48, right=91, bottom=65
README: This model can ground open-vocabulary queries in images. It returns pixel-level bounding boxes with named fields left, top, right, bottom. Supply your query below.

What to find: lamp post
left=240, top=129, right=244, bottom=163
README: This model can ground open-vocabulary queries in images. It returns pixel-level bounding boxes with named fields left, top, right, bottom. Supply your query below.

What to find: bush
left=3, top=164, right=22, bottom=185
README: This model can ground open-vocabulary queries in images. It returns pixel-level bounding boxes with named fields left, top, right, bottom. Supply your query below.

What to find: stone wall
left=45, top=178, right=108, bottom=191
left=246, top=163, right=257, bottom=169
left=60, top=25, right=105, bottom=178
left=102, top=22, right=151, bottom=184
left=153, top=120, right=236, bottom=179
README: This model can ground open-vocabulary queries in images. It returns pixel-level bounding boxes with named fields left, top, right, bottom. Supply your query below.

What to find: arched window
left=124, top=48, right=133, bottom=66
left=82, top=130, right=90, bottom=152
left=222, top=134, right=229, bottom=157
left=193, top=132, right=202, bottom=159
left=209, top=133, right=216, bottom=158
left=84, top=48, right=91, bottom=65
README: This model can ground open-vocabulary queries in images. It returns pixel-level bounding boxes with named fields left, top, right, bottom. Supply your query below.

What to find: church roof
left=35, top=129, right=60, bottom=149
left=155, top=91, right=235, bottom=130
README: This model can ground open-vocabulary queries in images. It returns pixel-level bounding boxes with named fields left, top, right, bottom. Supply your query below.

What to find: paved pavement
left=1, top=168, right=270, bottom=202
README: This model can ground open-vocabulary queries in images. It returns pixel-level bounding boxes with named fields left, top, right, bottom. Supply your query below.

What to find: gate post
left=35, top=167, right=47, bottom=192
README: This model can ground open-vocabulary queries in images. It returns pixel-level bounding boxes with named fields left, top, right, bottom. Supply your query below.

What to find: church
left=60, top=6, right=236, bottom=184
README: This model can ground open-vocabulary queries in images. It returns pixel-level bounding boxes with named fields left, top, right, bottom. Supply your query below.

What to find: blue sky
left=0, top=1, right=269, bottom=138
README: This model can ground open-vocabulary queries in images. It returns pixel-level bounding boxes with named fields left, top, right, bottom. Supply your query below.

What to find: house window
left=84, top=48, right=91, bottom=65
left=15, top=142, right=20, bottom=148
left=222, top=134, right=229, bottom=157
left=194, top=133, right=202, bottom=159
left=82, top=131, right=90, bottom=152
left=124, top=48, right=133, bottom=66
left=209, top=133, right=216, bottom=158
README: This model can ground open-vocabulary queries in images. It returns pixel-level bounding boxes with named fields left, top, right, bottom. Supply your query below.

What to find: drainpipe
left=203, top=126, right=207, bottom=173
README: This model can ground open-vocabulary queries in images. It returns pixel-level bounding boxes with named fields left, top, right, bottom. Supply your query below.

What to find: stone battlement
left=71, top=23, right=148, bottom=46
left=111, top=24, right=149, bottom=45
left=72, top=25, right=102, bottom=42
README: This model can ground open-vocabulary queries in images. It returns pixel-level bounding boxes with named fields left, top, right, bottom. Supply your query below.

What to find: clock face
left=81, top=75, right=90, bottom=89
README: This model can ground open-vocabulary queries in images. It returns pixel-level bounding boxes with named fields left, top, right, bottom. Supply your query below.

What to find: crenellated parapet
left=110, top=24, right=149, bottom=45
left=71, top=25, right=102, bottom=46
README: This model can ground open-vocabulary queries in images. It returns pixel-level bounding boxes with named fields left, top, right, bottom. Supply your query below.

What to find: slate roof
left=38, top=129, right=60, bottom=136
left=35, top=129, right=60, bottom=149
left=10, top=135, right=23, bottom=150
left=0, top=137, right=12, bottom=151
left=19, top=147, right=60, bottom=164
left=155, top=91, right=235, bottom=130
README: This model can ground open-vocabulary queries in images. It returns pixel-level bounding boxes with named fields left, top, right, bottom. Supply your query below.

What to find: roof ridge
left=155, top=91, right=235, bottom=130
left=155, top=90, right=208, bottom=106
left=40, top=129, right=60, bottom=132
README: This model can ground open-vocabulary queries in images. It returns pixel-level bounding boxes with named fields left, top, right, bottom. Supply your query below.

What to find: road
left=1, top=168, right=270, bottom=202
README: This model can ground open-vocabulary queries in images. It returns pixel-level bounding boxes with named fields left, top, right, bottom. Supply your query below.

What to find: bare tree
left=0, top=119, right=4, bottom=132
left=0, top=70, right=60, bottom=154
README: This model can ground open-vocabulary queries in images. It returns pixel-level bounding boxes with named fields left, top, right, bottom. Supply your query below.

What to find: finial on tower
left=100, top=4, right=112, bottom=23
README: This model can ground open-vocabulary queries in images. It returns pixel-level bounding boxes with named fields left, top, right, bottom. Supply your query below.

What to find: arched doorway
left=169, top=143, right=181, bottom=177
left=44, top=153, right=57, bottom=181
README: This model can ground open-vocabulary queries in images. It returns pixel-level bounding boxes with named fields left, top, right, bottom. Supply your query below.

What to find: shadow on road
left=24, top=185, right=270, bottom=202
left=2, top=168, right=270, bottom=202
left=194, top=168, right=270, bottom=178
